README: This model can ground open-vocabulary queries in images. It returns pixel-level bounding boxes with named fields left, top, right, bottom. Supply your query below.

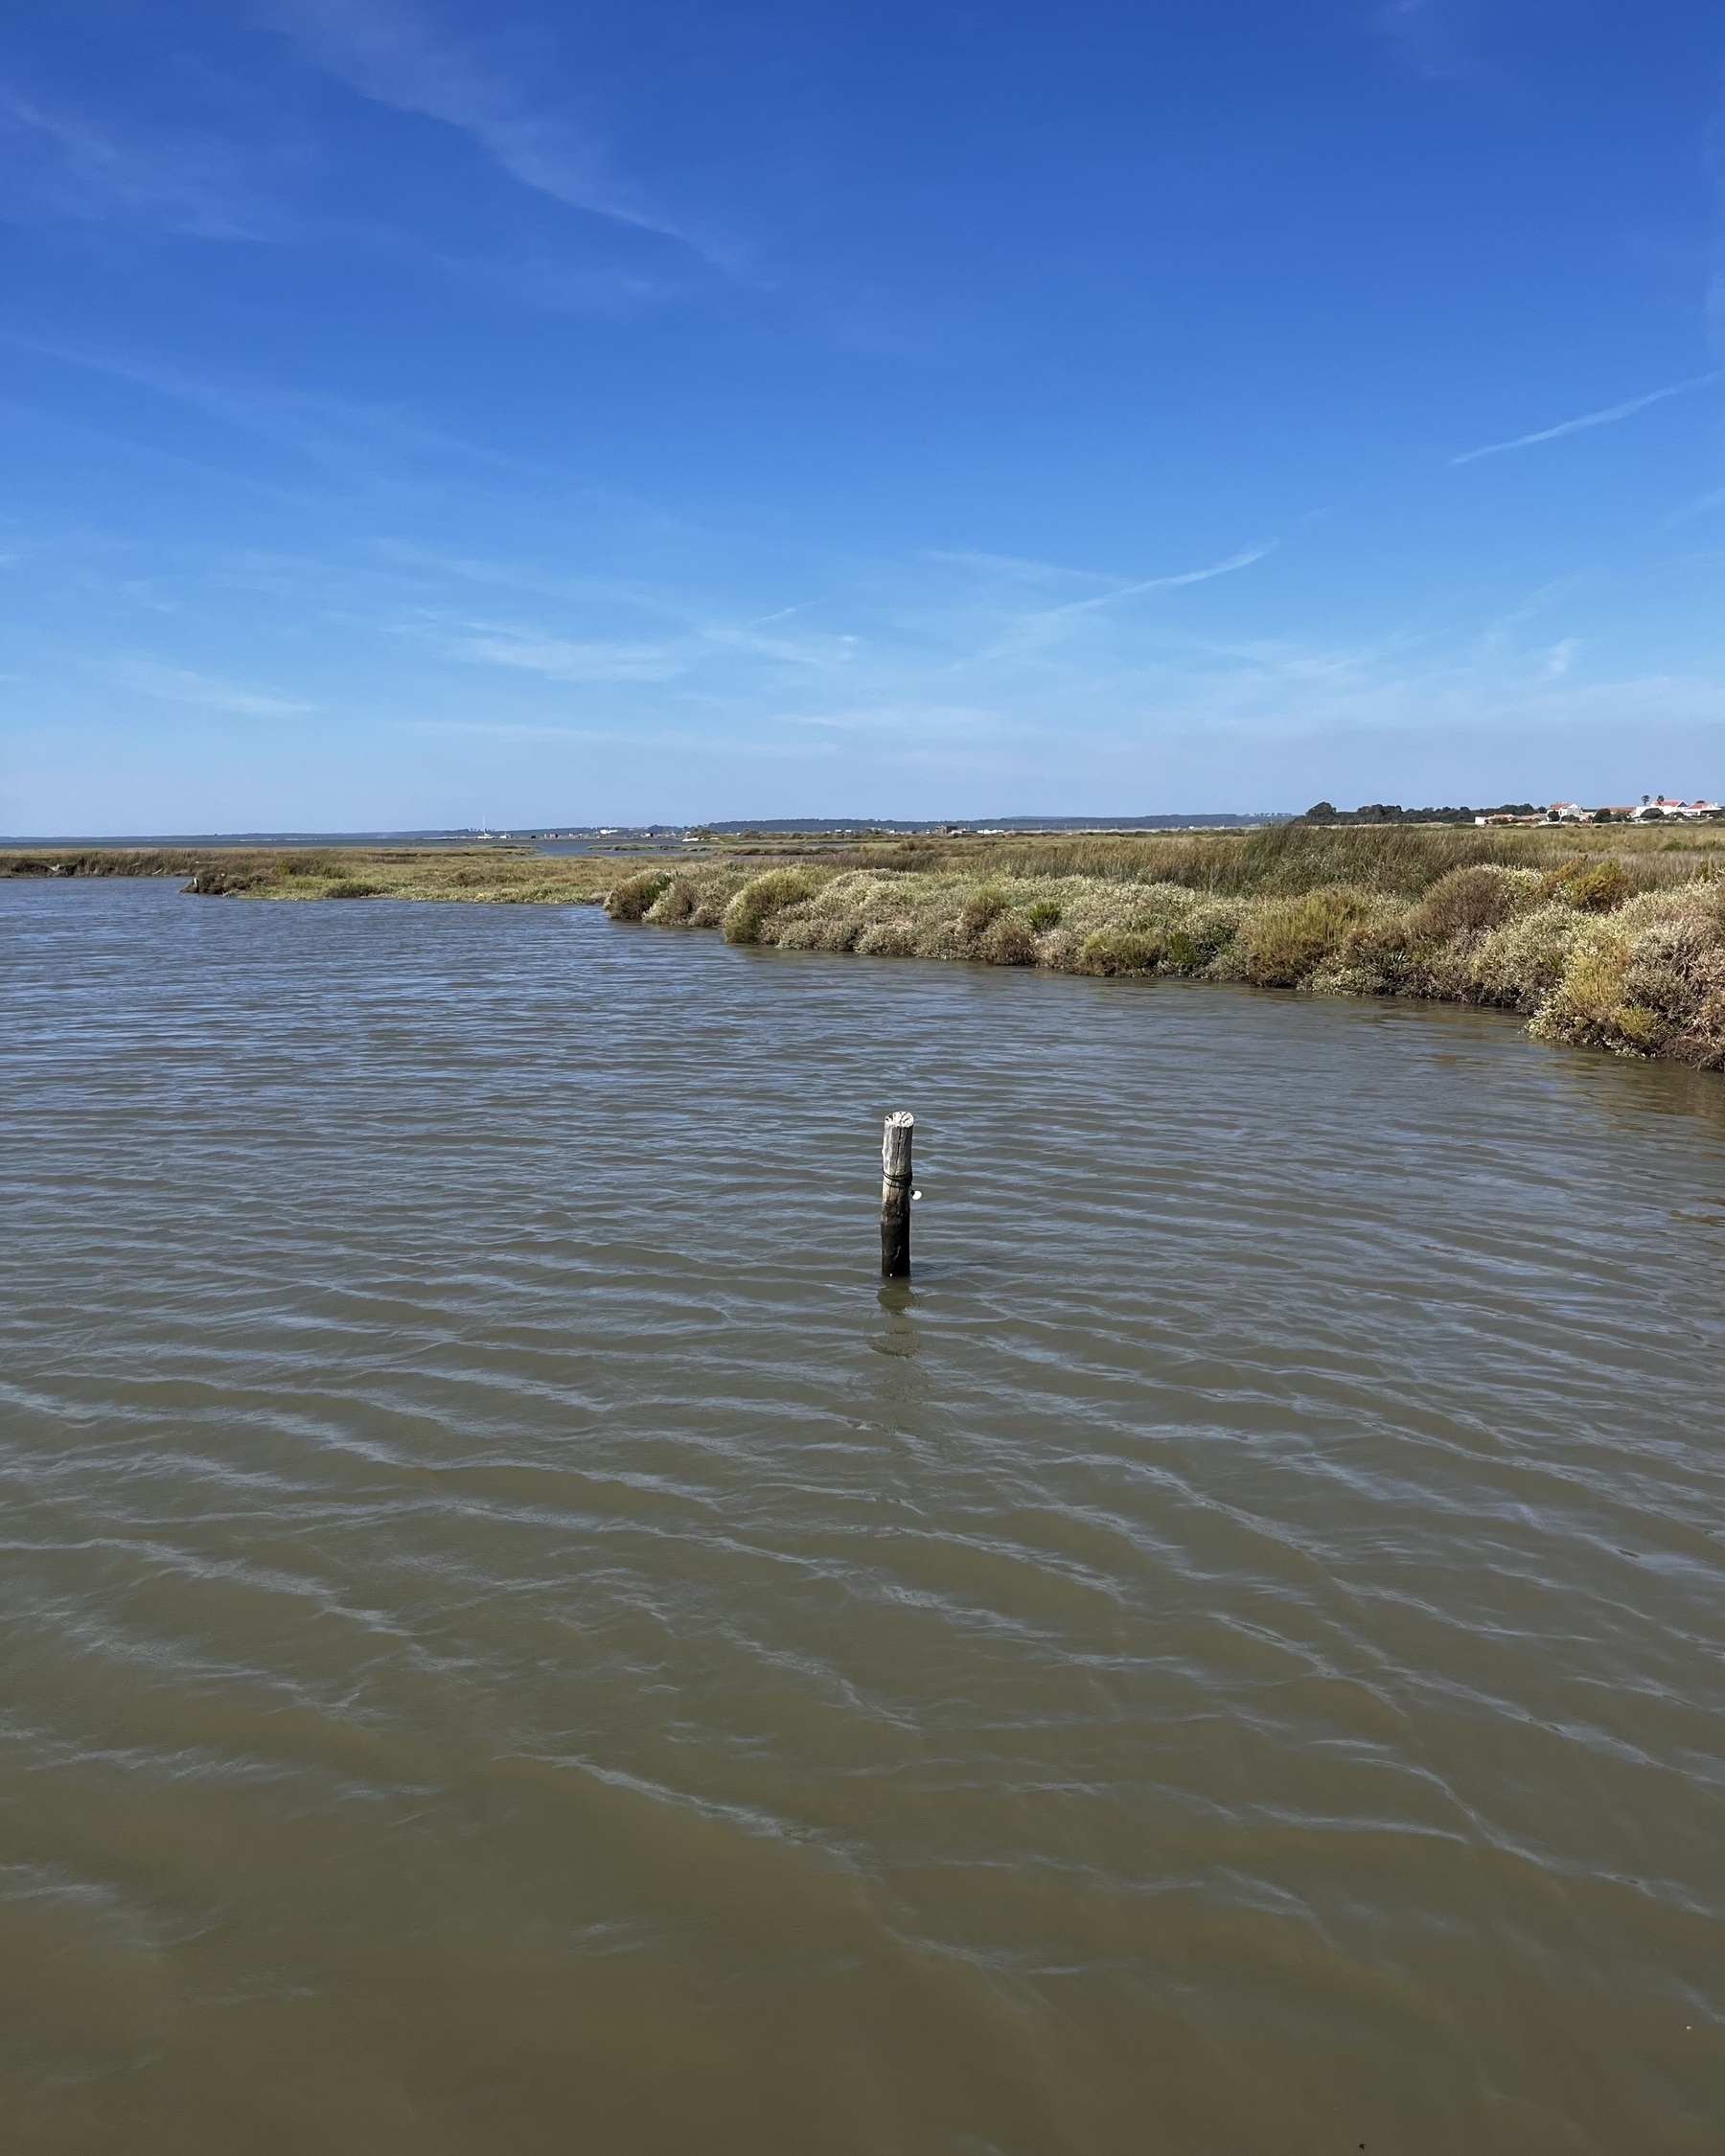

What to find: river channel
left=3, top=877, right=1723, bottom=2153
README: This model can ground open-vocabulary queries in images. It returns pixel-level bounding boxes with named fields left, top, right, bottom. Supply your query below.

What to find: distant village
left=1474, top=796, right=1721, bottom=826
left=1302, top=796, right=1722, bottom=827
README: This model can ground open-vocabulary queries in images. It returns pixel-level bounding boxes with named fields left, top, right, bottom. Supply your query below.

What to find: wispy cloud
left=6, top=334, right=521, bottom=488
left=106, top=657, right=315, bottom=716
left=1663, top=485, right=1725, bottom=527
left=747, top=600, right=823, bottom=628
left=427, top=247, right=674, bottom=312
left=448, top=626, right=684, bottom=681
left=420, top=604, right=855, bottom=684
left=1450, top=370, right=1725, bottom=465
left=0, top=88, right=269, bottom=239
left=966, top=540, right=1278, bottom=663
left=700, top=617, right=856, bottom=669
left=1034, top=542, right=1278, bottom=623
left=1542, top=637, right=1578, bottom=679
left=396, top=717, right=606, bottom=741
left=16, top=509, right=1725, bottom=827
left=262, top=0, right=730, bottom=264
left=925, top=547, right=1101, bottom=587
left=773, top=701, right=1017, bottom=744
left=360, top=544, right=865, bottom=677
left=0, top=68, right=701, bottom=312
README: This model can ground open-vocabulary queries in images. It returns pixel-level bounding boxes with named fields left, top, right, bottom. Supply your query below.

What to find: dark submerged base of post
left=881, top=1111, right=913, bottom=1279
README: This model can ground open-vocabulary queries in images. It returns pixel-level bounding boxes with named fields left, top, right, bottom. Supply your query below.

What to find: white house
left=1630, top=796, right=1720, bottom=820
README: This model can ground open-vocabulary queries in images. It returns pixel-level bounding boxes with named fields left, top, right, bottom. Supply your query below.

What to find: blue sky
left=2, top=0, right=1723, bottom=831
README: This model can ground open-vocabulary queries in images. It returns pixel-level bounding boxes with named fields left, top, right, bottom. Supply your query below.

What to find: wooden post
left=881, top=1112, right=913, bottom=1278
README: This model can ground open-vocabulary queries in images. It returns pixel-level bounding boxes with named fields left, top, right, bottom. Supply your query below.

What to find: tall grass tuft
left=606, top=870, right=674, bottom=921
left=721, top=867, right=830, bottom=944
left=1237, top=886, right=1375, bottom=987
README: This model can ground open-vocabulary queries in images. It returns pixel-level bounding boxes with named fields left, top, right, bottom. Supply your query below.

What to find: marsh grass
left=1, top=848, right=297, bottom=883
left=607, top=869, right=674, bottom=920
left=609, top=837, right=1725, bottom=1070
left=21, top=826, right=1725, bottom=1069
left=720, top=867, right=826, bottom=944
left=0, top=843, right=660, bottom=906
left=758, top=820, right=1725, bottom=896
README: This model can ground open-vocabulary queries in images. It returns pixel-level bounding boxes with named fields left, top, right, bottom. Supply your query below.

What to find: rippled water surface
left=4, top=878, right=1725, bottom=2154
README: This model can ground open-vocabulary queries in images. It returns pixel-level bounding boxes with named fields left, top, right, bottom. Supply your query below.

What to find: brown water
left=4, top=879, right=1724, bottom=2154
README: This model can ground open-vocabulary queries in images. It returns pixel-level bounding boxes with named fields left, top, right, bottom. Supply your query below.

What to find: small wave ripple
left=3, top=879, right=1724, bottom=2153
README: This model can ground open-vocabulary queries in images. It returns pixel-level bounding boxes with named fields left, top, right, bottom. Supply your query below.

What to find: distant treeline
left=1298, top=802, right=1539, bottom=826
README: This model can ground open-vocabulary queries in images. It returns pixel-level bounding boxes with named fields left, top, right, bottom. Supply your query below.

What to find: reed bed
left=754, top=821, right=1725, bottom=895
left=608, top=835, right=1725, bottom=1070
left=0, top=847, right=261, bottom=880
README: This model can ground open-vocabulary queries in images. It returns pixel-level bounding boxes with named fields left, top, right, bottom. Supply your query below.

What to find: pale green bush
left=1238, top=885, right=1374, bottom=988
left=1077, top=928, right=1162, bottom=975
left=854, top=915, right=920, bottom=956
left=1184, top=900, right=1249, bottom=970
left=1468, top=903, right=1587, bottom=1011
left=721, top=868, right=829, bottom=944
left=1532, top=887, right=1725, bottom=1062
left=977, top=910, right=1037, bottom=965
left=605, top=869, right=672, bottom=921
left=1402, top=863, right=1543, bottom=941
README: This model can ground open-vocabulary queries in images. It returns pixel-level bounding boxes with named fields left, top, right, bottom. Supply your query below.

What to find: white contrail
left=1450, top=370, right=1725, bottom=466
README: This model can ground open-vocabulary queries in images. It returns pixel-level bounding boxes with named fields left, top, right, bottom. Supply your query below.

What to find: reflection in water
left=3, top=879, right=1724, bottom=2156
left=872, top=1280, right=922, bottom=1342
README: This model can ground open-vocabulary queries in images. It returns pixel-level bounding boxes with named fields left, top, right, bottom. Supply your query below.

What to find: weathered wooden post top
left=881, top=1111, right=914, bottom=1279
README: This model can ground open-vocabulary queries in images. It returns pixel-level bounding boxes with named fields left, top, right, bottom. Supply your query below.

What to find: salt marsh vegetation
left=607, top=829, right=1725, bottom=1069
left=13, top=822, right=1725, bottom=1068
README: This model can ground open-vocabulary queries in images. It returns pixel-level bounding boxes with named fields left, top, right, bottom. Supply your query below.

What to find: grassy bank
left=604, top=825, right=1725, bottom=1070
left=0, top=845, right=625, bottom=903
left=13, top=825, right=1725, bottom=1069
left=0, top=846, right=262, bottom=881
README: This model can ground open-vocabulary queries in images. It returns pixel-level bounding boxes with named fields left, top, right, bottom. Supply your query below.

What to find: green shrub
left=1624, top=916, right=1725, bottom=1039
left=645, top=878, right=696, bottom=923
left=854, top=916, right=920, bottom=956
left=959, top=886, right=1010, bottom=944
left=1529, top=922, right=1638, bottom=1047
left=1184, top=901, right=1248, bottom=970
left=1543, top=856, right=1634, bottom=913
left=1161, top=928, right=1202, bottom=971
left=1026, top=898, right=1063, bottom=929
left=1534, top=907, right=1725, bottom=1063
left=976, top=911, right=1037, bottom=965
left=1078, top=929, right=1162, bottom=975
left=680, top=872, right=752, bottom=928
left=1306, top=929, right=1407, bottom=998
left=606, top=870, right=673, bottom=921
left=721, top=867, right=824, bottom=944
left=1237, top=885, right=1370, bottom=987
left=1469, top=903, right=1585, bottom=1010
left=1402, top=864, right=1537, bottom=941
